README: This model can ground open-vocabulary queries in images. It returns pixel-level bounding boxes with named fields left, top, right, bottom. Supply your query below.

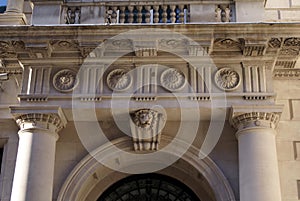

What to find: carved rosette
left=53, top=69, right=78, bottom=92
left=107, top=69, right=132, bottom=91
left=15, top=113, right=66, bottom=135
left=130, top=109, right=165, bottom=151
left=231, top=112, right=280, bottom=131
left=214, top=68, right=240, bottom=91
left=161, top=69, right=186, bottom=91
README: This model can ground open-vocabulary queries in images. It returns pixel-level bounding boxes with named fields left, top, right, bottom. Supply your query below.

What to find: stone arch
left=57, top=136, right=236, bottom=201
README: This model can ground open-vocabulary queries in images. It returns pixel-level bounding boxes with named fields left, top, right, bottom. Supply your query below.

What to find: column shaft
left=10, top=130, right=57, bottom=201
left=237, top=127, right=281, bottom=201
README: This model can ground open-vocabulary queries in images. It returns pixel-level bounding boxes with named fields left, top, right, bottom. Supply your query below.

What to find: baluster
left=119, top=6, right=125, bottom=24
left=105, top=7, right=113, bottom=24
left=137, top=5, right=143, bottom=23
left=162, top=5, right=168, bottom=23
left=153, top=5, right=159, bottom=23
left=225, top=7, right=231, bottom=22
left=74, top=7, right=80, bottom=24
left=178, top=5, right=185, bottom=23
left=128, top=6, right=134, bottom=23
left=111, top=6, right=118, bottom=23
left=170, top=5, right=176, bottom=23
left=145, top=6, right=151, bottom=23
left=215, top=7, right=222, bottom=22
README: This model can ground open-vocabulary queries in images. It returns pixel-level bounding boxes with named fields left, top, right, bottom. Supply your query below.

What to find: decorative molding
left=15, top=113, right=65, bottom=133
left=189, top=96, right=210, bottom=101
left=107, top=69, right=132, bottom=91
left=275, top=60, right=297, bottom=68
left=242, top=45, right=266, bottom=56
left=214, top=38, right=241, bottom=49
left=135, top=48, right=157, bottom=57
left=80, top=97, right=102, bottom=102
left=130, top=109, right=165, bottom=151
left=231, top=112, right=281, bottom=130
left=10, top=106, right=67, bottom=134
left=51, top=40, right=79, bottom=50
left=273, top=69, right=300, bottom=79
left=111, top=39, right=132, bottom=49
left=243, top=96, right=267, bottom=100
left=214, top=68, right=240, bottom=91
left=159, top=39, right=187, bottom=49
left=280, top=47, right=300, bottom=56
left=268, top=38, right=282, bottom=48
left=0, top=68, right=23, bottom=74
left=283, top=37, right=300, bottom=46
left=161, top=68, right=186, bottom=92
left=188, top=45, right=210, bottom=56
left=134, top=96, right=157, bottom=101
left=53, top=69, right=78, bottom=92
left=230, top=105, right=283, bottom=132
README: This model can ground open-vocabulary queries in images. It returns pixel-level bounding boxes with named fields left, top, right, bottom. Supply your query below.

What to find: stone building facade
left=0, top=0, right=300, bottom=201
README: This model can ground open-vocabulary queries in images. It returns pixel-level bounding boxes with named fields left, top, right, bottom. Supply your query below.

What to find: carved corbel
left=130, top=109, right=165, bottom=151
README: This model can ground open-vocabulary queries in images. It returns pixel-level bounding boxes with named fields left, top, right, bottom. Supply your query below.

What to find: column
left=10, top=107, right=66, bottom=201
left=6, top=0, right=24, bottom=13
left=230, top=105, right=283, bottom=201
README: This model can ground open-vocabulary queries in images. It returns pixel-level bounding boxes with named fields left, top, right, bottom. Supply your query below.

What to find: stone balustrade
left=62, top=2, right=235, bottom=24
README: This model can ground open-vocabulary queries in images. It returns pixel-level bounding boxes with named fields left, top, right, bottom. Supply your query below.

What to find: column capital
left=10, top=106, right=67, bottom=134
left=229, top=105, right=283, bottom=131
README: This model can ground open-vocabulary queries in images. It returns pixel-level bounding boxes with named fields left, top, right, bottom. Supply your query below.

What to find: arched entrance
left=57, top=137, right=236, bottom=201
left=97, top=173, right=200, bottom=201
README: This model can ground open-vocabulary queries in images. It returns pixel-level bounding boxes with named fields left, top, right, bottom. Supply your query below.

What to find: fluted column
left=10, top=106, right=66, bottom=201
left=230, top=105, right=283, bottom=201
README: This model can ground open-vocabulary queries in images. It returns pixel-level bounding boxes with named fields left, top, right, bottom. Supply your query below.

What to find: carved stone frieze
left=51, top=40, right=79, bottom=50
left=231, top=112, right=281, bottom=130
left=0, top=41, right=25, bottom=58
left=214, top=38, right=241, bottom=49
left=130, top=109, right=165, bottom=151
left=280, top=47, right=300, bottom=56
left=53, top=69, right=78, bottom=92
left=159, top=39, right=187, bottom=49
left=215, top=68, right=240, bottom=91
left=161, top=68, right=186, bottom=91
left=268, top=38, right=282, bottom=48
left=111, top=39, right=132, bottom=49
left=107, top=69, right=132, bottom=91
left=284, top=38, right=300, bottom=46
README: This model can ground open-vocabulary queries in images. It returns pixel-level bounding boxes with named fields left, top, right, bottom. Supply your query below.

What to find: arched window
left=98, top=174, right=200, bottom=201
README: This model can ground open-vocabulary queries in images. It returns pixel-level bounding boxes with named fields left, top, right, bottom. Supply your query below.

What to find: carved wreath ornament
left=161, top=69, right=186, bottom=91
left=53, top=69, right=78, bottom=92
left=214, top=68, right=240, bottom=91
left=107, top=69, right=132, bottom=91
